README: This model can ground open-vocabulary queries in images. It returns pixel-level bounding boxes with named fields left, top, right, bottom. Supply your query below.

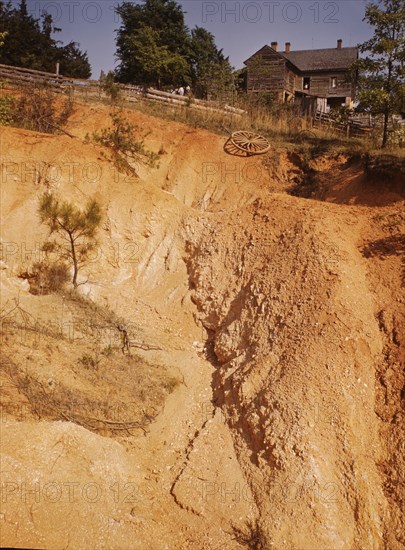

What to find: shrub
left=0, top=86, right=14, bottom=126
left=21, top=261, right=70, bottom=295
left=232, top=519, right=269, bottom=549
left=37, top=261, right=69, bottom=293
left=11, top=84, right=74, bottom=133
left=100, top=71, right=122, bottom=104
left=91, top=112, right=159, bottom=175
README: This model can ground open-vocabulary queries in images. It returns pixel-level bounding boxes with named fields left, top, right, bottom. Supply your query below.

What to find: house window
left=331, top=77, right=337, bottom=88
left=303, top=77, right=310, bottom=90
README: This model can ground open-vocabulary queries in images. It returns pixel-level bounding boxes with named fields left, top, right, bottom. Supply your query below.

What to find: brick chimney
left=337, top=39, right=342, bottom=49
left=271, top=41, right=278, bottom=52
left=285, top=42, right=291, bottom=53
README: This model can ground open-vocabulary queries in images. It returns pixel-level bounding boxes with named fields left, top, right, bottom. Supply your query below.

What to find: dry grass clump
left=19, top=261, right=70, bottom=295
left=4, top=83, right=74, bottom=133
left=0, top=294, right=181, bottom=439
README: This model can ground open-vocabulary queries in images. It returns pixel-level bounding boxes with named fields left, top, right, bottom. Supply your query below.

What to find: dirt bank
left=1, top=101, right=403, bottom=549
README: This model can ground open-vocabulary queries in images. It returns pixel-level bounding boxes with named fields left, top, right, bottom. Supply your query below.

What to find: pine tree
left=58, top=42, right=92, bottom=79
left=114, top=0, right=234, bottom=98
left=38, top=193, right=102, bottom=289
left=190, top=27, right=234, bottom=99
left=353, top=0, right=405, bottom=147
left=0, top=0, right=91, bottom=77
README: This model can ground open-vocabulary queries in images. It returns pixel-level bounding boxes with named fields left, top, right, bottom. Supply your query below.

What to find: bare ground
left=0, top=101, right=403, bottom=549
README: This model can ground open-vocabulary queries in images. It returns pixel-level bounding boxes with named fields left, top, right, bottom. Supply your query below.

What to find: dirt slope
left=0, top=101, right=403, bottom=549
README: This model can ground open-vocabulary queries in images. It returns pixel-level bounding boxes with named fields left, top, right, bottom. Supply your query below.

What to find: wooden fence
left=0, top=63, right=71, bottom=88
left=313, top=110, right=405, bottom=144
left=0, top=63, right=246, bottom=117
left=313, top=110, right=374, bottom=139
left=3, top=63, right=403, bottom=142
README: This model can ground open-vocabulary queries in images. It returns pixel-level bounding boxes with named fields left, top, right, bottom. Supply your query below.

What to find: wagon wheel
left=223, top=137, right=250, bottom=157
left=230, top=130, right=271, bottom=156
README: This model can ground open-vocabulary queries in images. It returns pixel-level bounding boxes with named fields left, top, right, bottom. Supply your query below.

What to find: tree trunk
left=382, top=106, right=389, bottom=148
left=69, top=233, right=78, bottom=288
left=382, top=56, right=393, bottom=149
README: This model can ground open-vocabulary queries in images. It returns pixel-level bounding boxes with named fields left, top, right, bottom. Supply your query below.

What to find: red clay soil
left=0, top=101, right=403, bottom=549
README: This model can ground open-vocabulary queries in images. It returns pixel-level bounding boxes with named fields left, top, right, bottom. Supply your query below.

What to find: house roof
left=244, top=45, right=358, bottom=72
left=282, top=47, right=358, bottom=72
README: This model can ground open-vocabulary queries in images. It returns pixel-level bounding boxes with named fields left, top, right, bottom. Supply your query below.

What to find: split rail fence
left=0, top=63, right=246, bottom=117
left=2, top=62, right=403, bottom=143
left=313, top=109, right=404, bottom=142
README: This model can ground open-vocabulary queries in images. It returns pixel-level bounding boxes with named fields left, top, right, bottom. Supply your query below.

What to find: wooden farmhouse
left=244, top=40, right=358, bottom=112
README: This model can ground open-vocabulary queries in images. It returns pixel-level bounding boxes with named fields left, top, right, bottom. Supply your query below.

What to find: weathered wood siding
left=284, top=66, right=298, bottom=95
left=297, top=71, right=353, bottom=98
left=246, top=46, right=355, bottom=103
left=246, top=50, right=287, bottom=94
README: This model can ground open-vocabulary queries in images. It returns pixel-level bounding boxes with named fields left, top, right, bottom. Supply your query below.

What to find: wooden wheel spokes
left=223, top=138, right=250, bottom=157
left=230, top=130, right=271, bottom=155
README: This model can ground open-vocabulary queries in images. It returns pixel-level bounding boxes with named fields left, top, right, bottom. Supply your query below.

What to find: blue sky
left=21, top=1, right=373, bottom=79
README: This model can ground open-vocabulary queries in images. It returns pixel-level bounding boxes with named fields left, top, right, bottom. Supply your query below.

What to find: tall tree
left=115, top=0, right=235, bottom=98
left=116, top=22, right=188, bottom=86
left=0, top=0, right=91, bottom=77
left=0, top=0, right=43, bottom=69
left=115, top=0, right=190, bottom=85
left=189, top=27, right=234, bottom=99
left=58, top=42, right=92, bottom=79
left=353, top=0, right=405, bottom=147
